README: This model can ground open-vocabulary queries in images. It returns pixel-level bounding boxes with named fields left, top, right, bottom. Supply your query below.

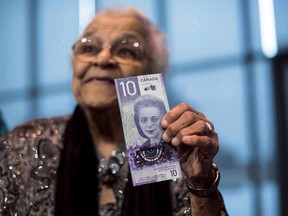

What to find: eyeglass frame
left=72, top=34, right=151, bottom=64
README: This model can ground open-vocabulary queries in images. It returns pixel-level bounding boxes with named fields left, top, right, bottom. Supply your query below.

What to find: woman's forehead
left=139, top=106, right=161, bottom=114
left=85, top=15, right=147, bottom=37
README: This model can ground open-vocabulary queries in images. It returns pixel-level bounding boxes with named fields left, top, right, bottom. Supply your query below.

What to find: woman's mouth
left=146, top=129, right=156, bottom=134
left=84, top=76, right=114, bottom=84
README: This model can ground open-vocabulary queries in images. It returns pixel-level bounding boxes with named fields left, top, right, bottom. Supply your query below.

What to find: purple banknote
left=115, top=73, right=182, bottom=186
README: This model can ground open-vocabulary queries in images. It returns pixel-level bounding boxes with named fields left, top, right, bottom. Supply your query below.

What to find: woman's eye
left=80, top=45, right=100, bottom=54
left=116, top=48, right=138, bottom=59
left=151, top=116, right=159, bottom=122
left=140, top=118, right=147, bottom=123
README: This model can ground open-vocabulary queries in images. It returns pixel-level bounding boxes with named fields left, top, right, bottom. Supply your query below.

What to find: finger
left=161, top=103, right=200, bottom=128
left=182, top=134, right=219, bottom=155
left=162, top=111, right=201, bottom=142
left=177, top=145, right=193, bottom=164
left=170, top=120, right=213, bottom=146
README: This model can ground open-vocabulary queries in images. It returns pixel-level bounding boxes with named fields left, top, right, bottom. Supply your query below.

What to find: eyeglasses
left=72, top=37, right=149, bottom=64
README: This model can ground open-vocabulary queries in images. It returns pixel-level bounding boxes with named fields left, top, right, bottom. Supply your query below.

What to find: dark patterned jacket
left=0, top=116, right=227, bottom=216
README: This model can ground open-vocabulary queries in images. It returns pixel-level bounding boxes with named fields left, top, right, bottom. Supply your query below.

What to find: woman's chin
left=80, top=97, right=118, bottom=112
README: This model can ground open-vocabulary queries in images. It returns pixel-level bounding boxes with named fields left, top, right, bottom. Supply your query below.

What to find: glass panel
left=166, top=66, right=249, bottom=164
left=37, top=0, right=78, bottom=85
left=254, top=61, right=278, bottom=216
left=249, top=0, right=265, bottom=53
left=254, top=62, right=276, bottom=162
left=261, top=181, right=280, bottom=216
left=284, top=62, right=288, bottom=139
left=0, top=1, right=29, bottom=91
left=274, top=0, right=288, bottom=48
left=37, top=93, right=76, bottom=118
left=167, top=0, right=242, bottom=63
left=220, top=183, right=254, bottom=216
left=0, top=101, right=31, bottom=130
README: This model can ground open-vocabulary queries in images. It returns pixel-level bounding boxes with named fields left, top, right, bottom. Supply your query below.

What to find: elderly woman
left=0, top=7, right=227, bottom=216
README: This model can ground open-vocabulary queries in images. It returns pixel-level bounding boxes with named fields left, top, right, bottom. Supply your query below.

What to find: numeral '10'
left=119, top=81, right=137, bottom=96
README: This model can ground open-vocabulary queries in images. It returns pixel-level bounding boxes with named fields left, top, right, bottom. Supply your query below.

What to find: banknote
left=115, top=73, right=182, bottom=186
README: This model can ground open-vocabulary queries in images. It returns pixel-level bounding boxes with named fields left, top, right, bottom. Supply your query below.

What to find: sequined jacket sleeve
left=170, top=178, right=228, bottom=216
left=0, top=116, right=69, bottom=216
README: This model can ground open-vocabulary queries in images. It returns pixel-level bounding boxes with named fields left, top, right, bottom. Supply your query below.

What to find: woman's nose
left=92, top=46, right=117, bottom=67
left=147, top=120, right=153, bottom=127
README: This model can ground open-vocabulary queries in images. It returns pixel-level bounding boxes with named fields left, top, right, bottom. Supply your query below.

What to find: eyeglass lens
left=73, top=37, right=146, bottom=63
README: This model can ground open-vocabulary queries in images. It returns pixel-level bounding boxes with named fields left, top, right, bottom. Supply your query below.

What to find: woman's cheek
left=73, top=61, right=90, bottom=78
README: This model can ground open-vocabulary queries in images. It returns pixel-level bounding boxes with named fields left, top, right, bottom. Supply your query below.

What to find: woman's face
left=72, top=14, right=152, bottom=111
left=138, top=106, right=163, bottom=139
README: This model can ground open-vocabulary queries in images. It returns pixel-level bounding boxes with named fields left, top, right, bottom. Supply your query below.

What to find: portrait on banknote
left=132, top=94, right=179, bottom=167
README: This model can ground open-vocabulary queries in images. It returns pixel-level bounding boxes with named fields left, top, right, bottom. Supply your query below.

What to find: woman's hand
left=161, top=103, right=219, bottom=188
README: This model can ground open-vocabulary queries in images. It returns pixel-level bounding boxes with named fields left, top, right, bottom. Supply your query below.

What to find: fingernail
left=171, top=137, right=179, bottom=146
left=162, top=132, right=169, bottom=141
left=161, top=119, right=168, bottom=128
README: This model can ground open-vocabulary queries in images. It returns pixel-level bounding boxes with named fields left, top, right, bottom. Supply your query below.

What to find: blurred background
left=0, top=0, right=287, bottom=215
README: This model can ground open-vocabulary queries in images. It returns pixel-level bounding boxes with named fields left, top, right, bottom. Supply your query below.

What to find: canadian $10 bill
left=115, top=73, right=182, bottom=186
